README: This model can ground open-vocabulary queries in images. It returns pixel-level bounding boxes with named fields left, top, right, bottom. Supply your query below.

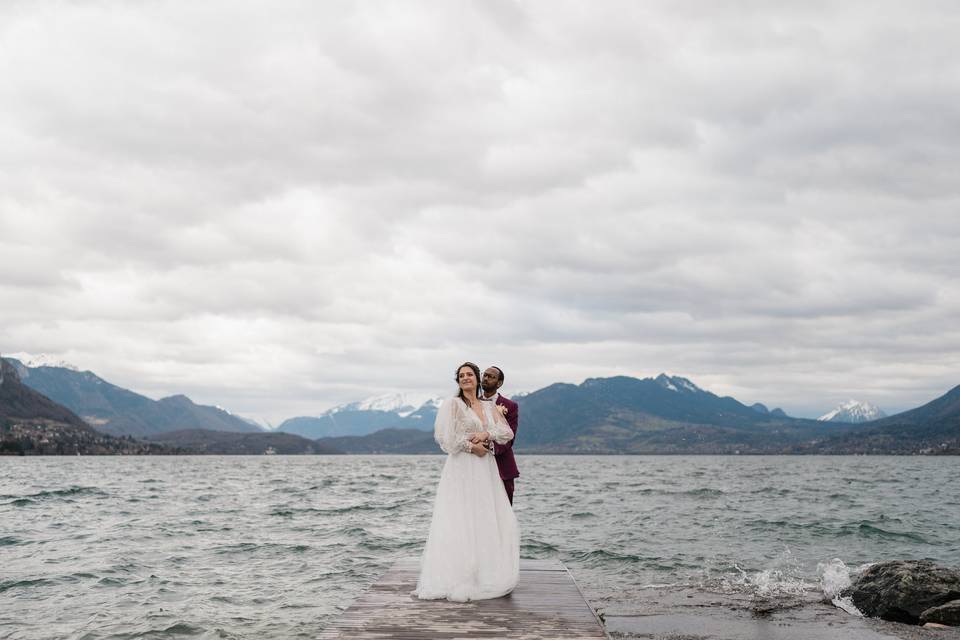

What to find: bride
left=413, top=361, right=520, bottom=602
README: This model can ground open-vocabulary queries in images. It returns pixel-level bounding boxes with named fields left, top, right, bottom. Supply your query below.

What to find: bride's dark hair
left=455, top=362, right=481, bottom=404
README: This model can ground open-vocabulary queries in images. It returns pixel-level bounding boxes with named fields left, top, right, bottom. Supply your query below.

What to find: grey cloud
left=1, top=0, right=958, bottom=421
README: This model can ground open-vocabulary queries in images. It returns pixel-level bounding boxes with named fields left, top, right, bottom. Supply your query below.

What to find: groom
left=470, top=366, right=520, bottom=505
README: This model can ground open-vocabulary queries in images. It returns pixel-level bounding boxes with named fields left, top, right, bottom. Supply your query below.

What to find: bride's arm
left=484, top=403, right=515, bottom=445
left=434, top=398, right=473, bottom=454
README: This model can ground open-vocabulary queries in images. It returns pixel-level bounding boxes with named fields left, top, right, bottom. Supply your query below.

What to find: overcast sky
left=2, top=1, right=958, bottom=423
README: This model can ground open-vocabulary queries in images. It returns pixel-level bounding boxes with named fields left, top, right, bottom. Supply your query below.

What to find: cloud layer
left=2, top=1, right=959, bottom=422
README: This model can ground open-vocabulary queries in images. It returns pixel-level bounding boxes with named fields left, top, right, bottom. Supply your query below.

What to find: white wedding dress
left=413, top=397, right=520, bottom=602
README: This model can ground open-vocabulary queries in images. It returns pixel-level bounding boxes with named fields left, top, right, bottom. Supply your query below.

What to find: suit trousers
left=502, top=478, right=515, bottom=505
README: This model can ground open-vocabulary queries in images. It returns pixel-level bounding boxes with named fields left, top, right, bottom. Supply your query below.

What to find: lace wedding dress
left=413, top=397, right=520, bottom=602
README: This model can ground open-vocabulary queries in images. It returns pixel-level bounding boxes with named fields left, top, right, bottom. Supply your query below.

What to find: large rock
left=921, top=599, right=960, bottom=626
left=840, top=560, right=960, bottom=624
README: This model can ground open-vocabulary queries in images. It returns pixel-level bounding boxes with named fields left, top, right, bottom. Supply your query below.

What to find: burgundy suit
left=492, top=394, right=519, bottom=504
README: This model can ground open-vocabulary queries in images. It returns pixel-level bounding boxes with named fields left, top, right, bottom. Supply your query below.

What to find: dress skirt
left=413, top=450, right=520, bottom=602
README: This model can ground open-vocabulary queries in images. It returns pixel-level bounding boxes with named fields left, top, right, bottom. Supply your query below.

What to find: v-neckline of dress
left=465, top=399, right=487, bottom=427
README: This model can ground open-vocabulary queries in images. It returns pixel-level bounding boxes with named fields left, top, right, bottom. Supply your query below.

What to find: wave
left=97, top=576, right=127, bottom=587
left=751, top=487, right=793, bottom=496
left=631, top=487, right=726, bottom=497
left=1, top=486, right=107, bottom=504
left=686, top=487, right=725, bottom=497
left=520, top=539, right=559, bottom=555
left=740, top=518, right=928, bottom=543
left=841, top=477, right=903, bottom=485
left=269, top=501, right=410, bottom=517
left=744, top=519, right=832, bottom=535
left=841, top=522, right=928, bottom=543
left=574, top=549, right=643, bottom=566
left=0, top=578, right=55, bottom=593
left=152, top=622, right=207, bottom=636
left=212, top=542, right=313, bottom=556
left=358, top=539, right=420, bottom=552
left=857, top=521, right=929, bottom=544
left=65, top=572, right=99, bottom=581
left=817, top=558, right=866, bottom=617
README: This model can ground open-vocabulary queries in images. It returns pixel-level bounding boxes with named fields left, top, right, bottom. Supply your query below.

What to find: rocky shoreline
left=604, top=586, right=960, bottom=640
left=603, top=560, right=960, bottom=639
left=841, top=560, right=960, bottom=628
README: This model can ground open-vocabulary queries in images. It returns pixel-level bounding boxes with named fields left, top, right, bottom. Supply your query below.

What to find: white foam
left=722, top=559, right=811, bottom=597
left=817, top=558, right=865, bottom=617
left=744, top=567, right=810, bottom=596
left=832, top=595, right=864, bottom=616
left=749, top=549, right=810, bottom=596
left=817, top=558, right=851, bottom=598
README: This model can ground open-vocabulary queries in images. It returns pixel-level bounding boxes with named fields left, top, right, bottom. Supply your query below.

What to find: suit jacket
left=492, top=394, right=519, bottom=480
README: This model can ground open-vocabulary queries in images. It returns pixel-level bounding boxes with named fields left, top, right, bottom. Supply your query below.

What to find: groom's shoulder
left=498, top=395, right=519, bottom=409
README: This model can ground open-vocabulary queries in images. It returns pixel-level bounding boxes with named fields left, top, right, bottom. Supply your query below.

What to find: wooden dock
left=318, top=558, right=609, bottom=639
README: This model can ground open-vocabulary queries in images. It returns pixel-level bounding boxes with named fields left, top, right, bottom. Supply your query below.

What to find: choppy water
left=1, top=455, right=958, bottom=639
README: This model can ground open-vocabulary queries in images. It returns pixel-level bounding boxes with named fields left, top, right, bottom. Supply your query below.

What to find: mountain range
left=806, top=385, right=960, bottom=454
left=315, top=374, right=839, bottom=454
left=501, top=374, right=827, bottom=453
left=314, top=375, right=960, bottom=455
left=275, top=395, right=442, bottom=438
left=5, top=357, right=263, bottom=437
left=1, top=359, right=172, bottom=455
left=2, top=356, right=957, bottom=455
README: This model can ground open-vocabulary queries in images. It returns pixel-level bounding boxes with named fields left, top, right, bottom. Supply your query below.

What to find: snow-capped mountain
left=215, top=406, right=269, bottom=430
left=4, top=352, right=79, bottom=371
left=654, top=373, right=703, bottom=393
left=328, top=393, right=445, bottom=417
left=239, top=415, right=272, bottom=430
left=415, top=396, right=445, bottom=411
left=818, top=400, right=887, bottom=423
left=277, top=394, right=446, bottom=438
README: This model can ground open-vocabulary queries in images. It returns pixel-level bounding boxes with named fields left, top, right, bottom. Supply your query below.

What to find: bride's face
left=457, top=366, right=478, bottom=393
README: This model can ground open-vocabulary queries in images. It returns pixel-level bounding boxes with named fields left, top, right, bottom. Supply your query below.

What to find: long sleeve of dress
left=483, top=402, right=515, bottom=445
left=434, top=398, right=472, bottom=454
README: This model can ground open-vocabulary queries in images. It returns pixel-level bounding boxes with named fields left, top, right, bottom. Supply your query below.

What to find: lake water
left=2, top=455, right=958, bottom=639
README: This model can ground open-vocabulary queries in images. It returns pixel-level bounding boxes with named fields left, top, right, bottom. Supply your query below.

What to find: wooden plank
left=319, top=558, right=609, bottom=639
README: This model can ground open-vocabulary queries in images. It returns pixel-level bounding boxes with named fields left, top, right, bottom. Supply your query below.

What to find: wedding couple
left=413, top=362, right=521, bottom=602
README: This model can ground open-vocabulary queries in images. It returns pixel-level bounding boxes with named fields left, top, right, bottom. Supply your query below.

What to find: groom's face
left=481, top=368, right=503, bottom=393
